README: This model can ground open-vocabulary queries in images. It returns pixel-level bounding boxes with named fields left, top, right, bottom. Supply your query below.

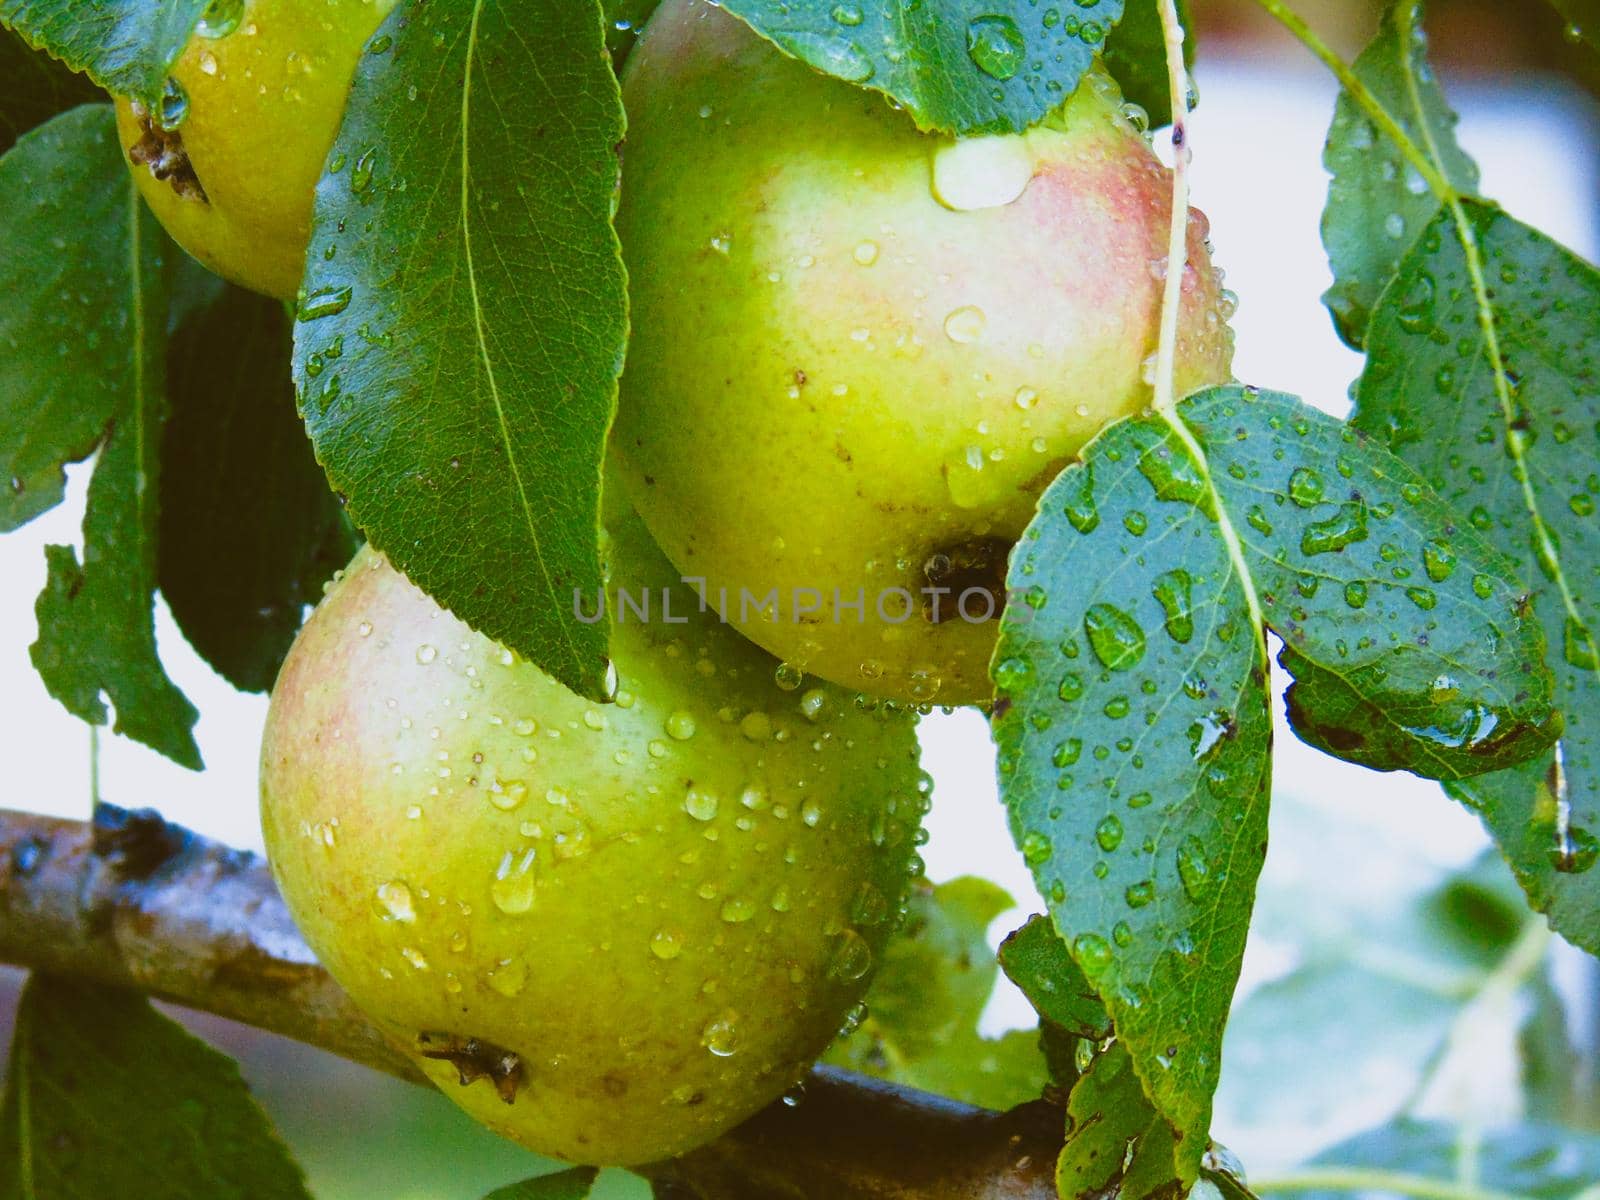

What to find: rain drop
left=1176, top=836, right=1211, bottom=899
left=490, top=848, right=537, bottom=915
left=1074, top=933, right=1113, bottom=975
left=827, top=929, right=873, bottom=981
left=1021, top=830, right=1052, bottom=865
left=1287, top=467, right=1324, bottom=508
left=298, top=285, right=354, bottom=322
left=651, top=929, right=684, bottom=959
left=701, top=1013, right=740, bottom=1056
left=966, top=14, right=1026, bottom=80
left=1152, top=569, right=1194, bottom=644
left=943, top=305, right=987, bottom=344
left=374, top=881, right=416, bottom=923
left=1084, top=603, right=1147, bottom=671
left=1095, top=815, right=1124, bottom=852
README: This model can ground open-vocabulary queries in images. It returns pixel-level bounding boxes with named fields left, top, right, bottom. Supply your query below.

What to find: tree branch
left=0, top=805, right=1062, bottom=1199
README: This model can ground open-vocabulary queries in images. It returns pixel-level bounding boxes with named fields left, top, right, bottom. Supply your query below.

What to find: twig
left=1151, top=0, right=1192, bottom=418
left=0, top=806, right=1064, bottom=1199
left=0, top=803, right=420, bottom=1081
left=1247, top=0, right=1457, bottom=204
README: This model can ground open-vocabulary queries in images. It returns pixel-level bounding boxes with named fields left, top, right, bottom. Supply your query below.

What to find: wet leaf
left=993, top=381, right=1560, bottom=1176
left=161, top=286, right=357, bottom=693
left=1186, top=387, right=1558, bottom=781
left=0, top=974, right=311, bottom=1199
left=826, top=877, right=1048, bottom=1111
left=1320, top=1, right=1479, bottom=349
left=0, top=0, right=204, bottom=104
left=2, top=104, right=136, bottom=532
left=998, top=914, right=1111, bottom=1041
left=1058, top=1042, right=1182, bottom=1200
left=1354, top=201, right=1600, bottom=954
left=717, top=0, right=1127, bottom=135
left=2, top=106, right=200, bottom=767
left=993, top=404, right=1274, bottom=1184
left=294, top=0, right=627, bottom=701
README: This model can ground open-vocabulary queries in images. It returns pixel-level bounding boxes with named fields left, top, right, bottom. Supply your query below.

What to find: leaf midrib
left=456, top=0, right=581, bottom=686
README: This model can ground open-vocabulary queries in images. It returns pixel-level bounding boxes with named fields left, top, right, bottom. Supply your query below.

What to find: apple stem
left=1152, top=0, right=1192, bottom=418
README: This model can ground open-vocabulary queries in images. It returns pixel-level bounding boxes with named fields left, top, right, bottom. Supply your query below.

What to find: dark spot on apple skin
left=921, top=537, right=1012, bottom=624
left=417, top=1032, right=526, bottom=1104
left=126, top=101, right=209, bottom=203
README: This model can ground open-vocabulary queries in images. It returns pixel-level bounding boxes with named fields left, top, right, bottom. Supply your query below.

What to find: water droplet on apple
left=942, top=305, right=987, bottom=343
left=826, top=929, right=873, bottom=981
left=374, top=880, right=416, bottom=922
left=932, top=136, right=1034, bottom=211
left=701, top=1012, right=740, bottom=1056
left=651, top=928, right=685, bottom=959
left=490, top=848, right=537, bottom=914
left=684, top=787, right=720, bottom=821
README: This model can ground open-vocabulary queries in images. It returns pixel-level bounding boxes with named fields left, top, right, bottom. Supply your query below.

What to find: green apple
left=115, top=0, right=395, bottom=299
left=613, top=0, right=1235, bottom=706
left=260, top=507, right=926, bottom=1165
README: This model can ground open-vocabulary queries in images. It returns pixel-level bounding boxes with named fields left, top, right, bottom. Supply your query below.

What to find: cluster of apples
left=122, top=0, right=1232, bottom=1164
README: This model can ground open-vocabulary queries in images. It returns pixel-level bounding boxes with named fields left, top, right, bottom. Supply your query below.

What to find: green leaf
left=998, top=915, right=1111, bottom=1041
left=994, top=383, right=1553, bottom=1175
left=165, top=250, right=226, bottom=335
left=161, top=286, right=357, bottom=693
left=1320, top=1, right=1479, bottom=349
left=1180, top=388, right=1557, bottom=781
left=826, top=877, right=1048, bottom=1111
left=1102, top=0, right=1192, bottom=130
left=1290, top=1119, right=1600, bottom=1200
left=1058, top=1042, right=1181, bottom=1200
left=715, top=0, right=1127, bottom=136
left=1521, top=968, right=1582, bottom=1122
left=1204, top=1162, right=1262, bottom=1200
left=3, top=106, right=200, bottom=767
left=0, top=974, right=311, bottom=1200
left=2, top=104, right=138, bottom=532
left=1353, top=201, right=1600, bottom=954
left=0, top=0, right=205, bottom=104
left=0, top=24, right=103, bottom=155
left=1217, top=838, right=1554, bottom=1162
left=293, top=0, right=626, bottom=702
left=993, top=403, right=1274, bottom=1184
left=483, top=1168, right=600, bottom=1200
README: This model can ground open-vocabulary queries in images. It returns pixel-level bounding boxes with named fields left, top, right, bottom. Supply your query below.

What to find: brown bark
left=0, top=805, right=1061, bottom=1199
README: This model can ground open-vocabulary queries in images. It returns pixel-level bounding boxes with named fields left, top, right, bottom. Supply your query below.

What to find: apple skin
left=114, top=0, right=395, bottom=299
left=260, top=508, right=926, bottom=1165
left=613, top=0, right=1235, bottom=706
